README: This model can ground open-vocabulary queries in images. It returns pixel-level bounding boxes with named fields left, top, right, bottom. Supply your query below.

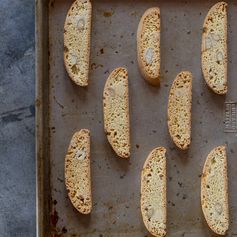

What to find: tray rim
left=36, top=0, right=50, bottom=236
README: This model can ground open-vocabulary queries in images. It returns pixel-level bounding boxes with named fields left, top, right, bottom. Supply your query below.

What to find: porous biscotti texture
left=65, top=129, right=92, bottom=214
left=103, top=67, right=130, bottom=158
left=64, top=0, right=92, bottom=86
left=202, top=2, right=227, bottom=94
left=168, top=71, right=192, bottom=150
left=141, top=147, right=167, bottom=237
left=201, top=146, right=229, bottom=235
left=137, top=7, right=160, bottom=86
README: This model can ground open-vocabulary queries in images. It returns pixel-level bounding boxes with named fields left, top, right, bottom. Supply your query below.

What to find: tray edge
left=36, top=0, right=50, bottom=236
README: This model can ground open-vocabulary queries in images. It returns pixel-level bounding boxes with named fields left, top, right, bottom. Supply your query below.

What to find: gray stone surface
left=0, top=0, right=35, bottom=236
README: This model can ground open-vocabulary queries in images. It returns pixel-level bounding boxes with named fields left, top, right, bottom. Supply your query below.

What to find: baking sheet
left=36, top=0, right=237, bottom=236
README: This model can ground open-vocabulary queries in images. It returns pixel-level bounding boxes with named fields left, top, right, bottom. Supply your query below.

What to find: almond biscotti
left=103, top=67, right=130, bottom=158
left=201, top=146, right=229, bottom=235
left=202, top=2, right=227, bottom=94
left=65, top=129, right=92, bottom=214
left=64, top=0, right=92, bottom=86
left=141, top=147, right=167, bottom=237
left=137, top=7, right=160, bottom=86
left=168, top=71, right=192, bottom=150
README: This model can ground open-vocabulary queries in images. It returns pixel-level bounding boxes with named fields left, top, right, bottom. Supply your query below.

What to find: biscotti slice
left=64, top=0, right=92, bottom=86
left=65, top=129, right=92, bottom=214
left=201, top=146, right=229, bottom=235
left=167, top=71, right=192, bottom=150
left=137, top=7, right=160, bottom=86
left=141, top=147, right=167, bottom=237
left=103, top=67, right=130, bottom=158
left=202, top=2, right=227, bottom=95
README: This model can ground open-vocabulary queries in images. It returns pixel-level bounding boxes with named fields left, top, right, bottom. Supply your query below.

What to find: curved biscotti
left=64, top=0, right=92, bottom=86
left=137, top=7, right=160, bottom=86
left=103, top=67, right=130, bottom=158
left=141, top=147, right=167, bottom=237
left=202, top=2, right=227, bottom=95
left=65, top=129, right=92, bottom=214
left=168, top=71, right=192, bottom=150
left=201, top=146, right=229, bottom=235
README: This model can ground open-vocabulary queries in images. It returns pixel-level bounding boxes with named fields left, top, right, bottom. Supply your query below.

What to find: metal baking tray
left=36, top=0, right=237, bottom=236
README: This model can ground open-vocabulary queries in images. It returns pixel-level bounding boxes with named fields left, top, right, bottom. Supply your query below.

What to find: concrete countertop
left=0, top=0, right=35, bottom=236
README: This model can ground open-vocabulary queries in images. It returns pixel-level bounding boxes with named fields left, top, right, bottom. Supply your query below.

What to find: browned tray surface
left=36, top=0, right=237, bottom=236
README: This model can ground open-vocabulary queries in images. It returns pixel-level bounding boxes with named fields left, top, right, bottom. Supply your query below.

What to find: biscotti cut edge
left=201, top=145, right=229, bottom=235
left=141, top=147, right=167, bottom=237
left=64, top=0, right=92, bottom=87
left=201, top=2, right=227, bottom=95
left=65, top=129, right=92, bottom=214
left=103, top=67, right=130, bottom=158
left=167, top=71, right=192, bottom=150
left=137, top=7, right=161, bottom=86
